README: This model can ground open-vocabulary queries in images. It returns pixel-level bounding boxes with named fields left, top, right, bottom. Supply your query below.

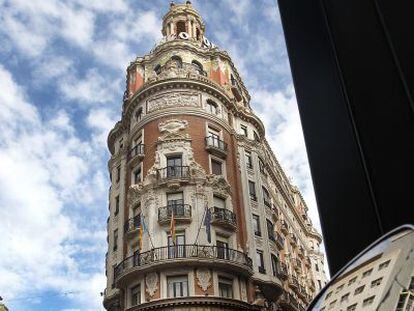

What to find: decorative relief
left=240, top=280, right=247, bottom=301
left=196, top=268, right=211, bottom=291
left=205, top=175, right=232, bottom=196
left=145, top=272, right=158, bottom=297
left=148, top=92, right=200, bottom=113
left=158, top=118, right=188, bottom=134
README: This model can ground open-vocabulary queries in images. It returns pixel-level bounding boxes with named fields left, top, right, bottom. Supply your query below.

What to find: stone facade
left=103, top=2, right=327, bottom=311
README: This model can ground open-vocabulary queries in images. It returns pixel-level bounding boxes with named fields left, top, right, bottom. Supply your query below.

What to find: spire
left=162, top=1, right=205, bottom=42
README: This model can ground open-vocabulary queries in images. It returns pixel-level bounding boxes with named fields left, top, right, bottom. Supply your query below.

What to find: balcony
left=114, top=244, right=253, bottom=284
left=158, top=204, right=192, bottom=225
left=275, top=235, right=285, bottom=250
left=230, top=76, right=243, bottom=101
left=289, top=276, right=300, bottom=290
left=127, top=144, right=145, bottom=162
left=294, top=258, right=302, bottom=273
left=281, top=220, right=289, bottom=235
left=205, top=136, right=228, bottom=158
left=157, top=166, right=190, bottom=187
left=211, top=207, right=237, bottom=230
left=276, top=262, right=288, bottom=280
left=290, top=234, right=298, bottom=247
left=124, top=215, right=141, bottom=239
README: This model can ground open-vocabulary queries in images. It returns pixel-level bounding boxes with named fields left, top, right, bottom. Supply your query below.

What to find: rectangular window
left=271, top=254, right=278, bottom=277
left=362, top=296, right=375, bottom=307
left=253, top=214, right=261, bottom=236
left=378, top=260, right=390, bottom=270
left=249, top=181, right=257, bottom=201
left=116, top=166, right=121, bottom=183
left=315, top=263, right=319, bottom=272
left=262, top=186, right=271, bottom=207
left=166, top=155, right=183, bottom=178
left=318, top=280, right=322, bottom=290
left=167, top=192, right=184, bottom=216
left=341, top=293, right=349, bottom=302
left=213, top=195, right=226, bottom=209
left=218, top=277, right=233, bottom=298
left=266, top=219, right=275, bottom=241
left=245, top=152, right=253, bottom=169
left=168, top=233, right=185, bottom=258
left=256, top=250, right=265, bottom=274
left=217, top=240, right=229, bottom=260
left=371, top=277, right=383, bottom=288
left=362, top=268, right=373, bottom=278
left=130, top=284, right=140, bottom=306
left=354, top=285, right=364, bottom=295
left=348, top=276, right=357, bottom=286
left=167, top=275, right=188, bottom=298
left=346, top=303, right=357, bottom=311
left=134, top=166, right=141, bottom=184
left=328, top=300, right=337, bottom=310
left=241, top=124, right=248, bottom=137
left=119, top=138, right=124, bottom=150
left=259, top=157, right=265, bottom=174
left=211, top=159, right=223, bottom=175
left=115, top=195, right=119, bottom=216
left=113, top=229, right=118, bottom=251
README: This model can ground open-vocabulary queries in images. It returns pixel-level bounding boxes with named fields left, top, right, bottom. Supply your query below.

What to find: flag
left=170, top=209, right=176, bottom=245
left=138, top=223, right=143, bottom=251
left=204, top=205, right=211, bottom=243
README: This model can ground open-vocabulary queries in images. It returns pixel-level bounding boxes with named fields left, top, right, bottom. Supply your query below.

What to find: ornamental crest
left=145, top=272, right=158, bottom=297
left=196, top=268, right=211, bottom=291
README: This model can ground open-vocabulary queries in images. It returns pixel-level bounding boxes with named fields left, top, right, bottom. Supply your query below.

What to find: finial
left=170, top=1, right=175, bottom=7
left=186, top=0, right=192, bottom=4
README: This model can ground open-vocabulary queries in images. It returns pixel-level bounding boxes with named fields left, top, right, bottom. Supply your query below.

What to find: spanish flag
left=138, top=224, right=143, bottom=251
left=170, top=209, right=176, bottom=245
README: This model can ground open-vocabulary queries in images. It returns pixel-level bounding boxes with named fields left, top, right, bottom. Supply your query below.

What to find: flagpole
left=193, top=204, right=208, bottom=245
left=141, top=214, right=155, bottom=249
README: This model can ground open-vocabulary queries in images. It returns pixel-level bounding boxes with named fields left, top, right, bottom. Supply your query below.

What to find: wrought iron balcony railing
left=127, top=144, right=145, bottom=161
left=205, top=136, right=228, bottom=157
left=157, top=166, right=190, bottom=181
left=277, top=262, right=288, bottom=280
left=158, top=204, right=192, bottom=224
left=124, top=215, right=141, bottom=234
left=211, top=207, right=237, bottom=229
left=275, top=235, right=285, bottom=250
left=114, top=244, right=253, bottom=280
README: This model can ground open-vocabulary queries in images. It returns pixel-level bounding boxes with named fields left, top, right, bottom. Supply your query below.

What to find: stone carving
left=206, top=174, right=232, bottom=196
left=240, top=280, right=247, bottom=301
left=145, top=272, right=158, bottom=297
left=148, top=92, right=200, bottom=113
left=196, top=268, right=211, bottom=291
left=159, top=118, right=189, bottom=134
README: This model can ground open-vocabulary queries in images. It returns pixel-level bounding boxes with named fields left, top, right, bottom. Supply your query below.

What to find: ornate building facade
left=103, top=2, right=327, bottom=310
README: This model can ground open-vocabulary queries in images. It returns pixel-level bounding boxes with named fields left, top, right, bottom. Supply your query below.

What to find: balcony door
left=167, top=192, right=184, bottom=216
left=166, top=155, right=182, bottom=178
left=217, top=240, right=229, bottom=260
left=168, top=234, right=185, bottom=258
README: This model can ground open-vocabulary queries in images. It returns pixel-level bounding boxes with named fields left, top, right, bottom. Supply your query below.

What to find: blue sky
left=0, top=0, right=322, bottom=310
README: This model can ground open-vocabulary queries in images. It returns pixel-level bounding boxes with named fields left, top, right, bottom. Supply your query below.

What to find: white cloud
left=251, top=85, right=322, bottom=232
left=60, top=69, right=121, bottom=105
left=0, top=65, right=106, bottom=310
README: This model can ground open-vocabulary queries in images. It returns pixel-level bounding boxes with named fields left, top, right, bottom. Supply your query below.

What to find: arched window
left=171, top=56, right=182, bottom=68
left=206, top=99, right=218, bottom=114
left=154, top=64, right=161, bottom=75
left=196, top=28, right=201, bottom=40
left=192, top=60, right=205, bottom=75
left=176, top=21, right=186, bottom=35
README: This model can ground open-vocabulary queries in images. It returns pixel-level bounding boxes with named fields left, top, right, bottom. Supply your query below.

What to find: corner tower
left=104, top=2, right=326, bottom=311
